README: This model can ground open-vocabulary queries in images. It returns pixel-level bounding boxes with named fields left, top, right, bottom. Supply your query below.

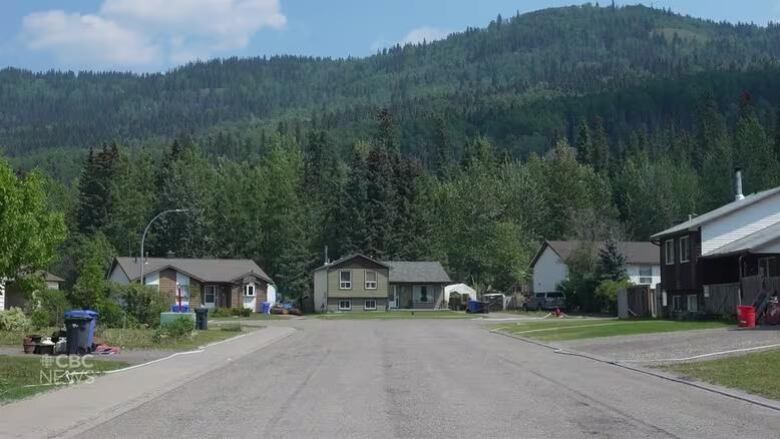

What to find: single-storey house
left=312, top=254, right=451, bottom=312
left=651, top=171, right=780, bottom=316
left=108, top=257, right=275, bottom=312
left=530, top=240, right=660, bottom=294
left=0, top=271, right=64, bottom=310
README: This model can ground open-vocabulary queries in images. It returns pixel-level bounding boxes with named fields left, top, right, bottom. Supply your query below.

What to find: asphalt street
left=78, top=319, right=780, bottom=438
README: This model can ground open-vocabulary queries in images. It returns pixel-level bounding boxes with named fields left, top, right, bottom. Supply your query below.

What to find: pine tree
left=365, top=144, right=397, bottom=258
left=575, top=119, right=592, bottom=163
left=333, top=142, right=370, bottom=256
left=588, top=117, right=610, bottom=174
left=76, top=143, right=119, bottom=234
left=597, top=239, right=627, bottom=281
left=734, top=110, right=780, bottom=194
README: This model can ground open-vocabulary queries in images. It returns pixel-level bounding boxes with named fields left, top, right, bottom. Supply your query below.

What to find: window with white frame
left=364, top=299, right=377, bottom=310
left=687, top=294, right=698, bottom=313
left=204, top=285, right=217, bottom=304
left=365, top=271, right=377, bottom=289
left=244, top=284, right=255, bottom=297
left=638, top=266, right=653, bottom=285
left=679, top=236, right=690, bottom=263
left=664, top=240, right=674, bottom=265
left=339, top=270, right=352, bottom=289
left=338, top=299, right=351, bottom=310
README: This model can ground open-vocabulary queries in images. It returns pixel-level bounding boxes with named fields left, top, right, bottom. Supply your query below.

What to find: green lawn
left=0, top=355, right=128, bottom=404
left=494, top=319, right=731, bottom=342
left=96, top=327, right=252, bottom=350
left=0, top=326, right=251, bottom=351
left=664, top=350, right=780, bottom=401
left=318, top=311, right=470, bottom=320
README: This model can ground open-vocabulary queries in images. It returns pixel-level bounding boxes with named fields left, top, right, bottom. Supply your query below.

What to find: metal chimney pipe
left=735, top=168, right=744, bottom=201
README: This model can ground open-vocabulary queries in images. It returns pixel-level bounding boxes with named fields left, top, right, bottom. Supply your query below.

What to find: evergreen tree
left=588, top=117, right=610, bottom=174
left=76, top=143, right=119, bottom=234
left=332, top=142, right=370, bottom=256
left=734, top=110, right=780, bottom=194
left=365, top=144, right=398, bottom=258
left=597, top=239, right=627, bottom=281
left=574, top=118, right=592, bottom=163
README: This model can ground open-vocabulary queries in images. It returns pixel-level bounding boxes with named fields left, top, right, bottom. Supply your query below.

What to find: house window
left=365, top=271, right=377, bottom=289
left=364, top=299, right=377, bottom=310
left=671, top=295, right=683, bottom=312
left=339, top=270, right=352, bottom=289
left=204, top=285, right=216, bottom=304
left=687, top=294, right=698, bottom=313
left=638, top=266, right=653, bottom=285
left=759, top=257, right=778, bottom=277
left=245, top=284, right=255, bottom=297
left=338, top=299, right=351, bottom=311
left=679, top=236, right=690, bottom=263
left=664, top=240, right=675, bottom=265
left=419, top=286, right=429, bottom=302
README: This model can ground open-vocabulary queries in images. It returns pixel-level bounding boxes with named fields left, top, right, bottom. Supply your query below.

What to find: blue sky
left=1, top=0, right=779, bottom=72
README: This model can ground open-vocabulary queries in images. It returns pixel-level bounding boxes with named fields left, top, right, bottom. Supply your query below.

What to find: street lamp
left=139, top=209, right=189, bottom=284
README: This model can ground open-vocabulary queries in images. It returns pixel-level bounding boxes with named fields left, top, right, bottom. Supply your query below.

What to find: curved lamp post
left=139, top=209, right=189, bottom=284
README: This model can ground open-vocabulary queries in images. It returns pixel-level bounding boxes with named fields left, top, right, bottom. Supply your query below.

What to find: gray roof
left=43, top=271, right=64, bottom=283
left=113, top=257, right=273, bottom=284
left=532, top=241, right=659, bottom=266
left=382, top=261, right=451, bottom=283
left=651, top=186, right=780, bottom=240
left=313, top=254, right=389, bottom=272
left=703, top=222, right=780, bottom=257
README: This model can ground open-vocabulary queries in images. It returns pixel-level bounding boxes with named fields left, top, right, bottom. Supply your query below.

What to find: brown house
left=651, top=174, right=780, bottom=316
left=107, top=257, right=274, bottom=312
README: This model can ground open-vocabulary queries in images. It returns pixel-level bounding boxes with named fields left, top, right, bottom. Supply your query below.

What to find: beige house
left=108, top=257, right=274, bottom=312
left=312, top=254, right=451, bottom=312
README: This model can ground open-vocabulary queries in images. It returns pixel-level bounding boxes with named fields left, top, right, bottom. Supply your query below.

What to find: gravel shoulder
left=559, top=326, right=780, bottom=363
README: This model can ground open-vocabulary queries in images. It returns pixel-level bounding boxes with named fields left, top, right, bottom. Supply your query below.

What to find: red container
left=737, top=305, right=756, bottom=328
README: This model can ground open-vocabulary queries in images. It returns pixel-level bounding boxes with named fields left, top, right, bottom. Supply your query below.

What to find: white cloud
left=400, top=27, right=450, bottom=45
left=371, top=26, right=451, bottom=53
left=19, top=0, right=286, bottom=70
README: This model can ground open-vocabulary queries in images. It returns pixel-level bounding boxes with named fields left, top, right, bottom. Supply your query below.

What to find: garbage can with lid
left=64, top=310, right=98, bottom=355
left=262, top=302, right=272, bottom=314
left=194, top=308, right=209, bottom=330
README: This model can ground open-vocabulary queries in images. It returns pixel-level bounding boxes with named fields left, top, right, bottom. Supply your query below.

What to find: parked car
left=523, top=292, right=566, bottom=311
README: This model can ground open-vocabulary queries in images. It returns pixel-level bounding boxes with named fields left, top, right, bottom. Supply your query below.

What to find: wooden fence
left=703, top=275, right=780, bottom=315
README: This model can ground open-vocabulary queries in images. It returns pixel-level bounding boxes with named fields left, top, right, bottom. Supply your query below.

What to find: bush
left=95, top=300, right=125, bottom=328
left=112, top=283, right=170, bottom=327
left=0, top=307, right=31, bottom=332
left=594, top=279, right=632, bottom=314
left=34, top=288, right=70, bottom=327
left=30, top=309, right=49, bottom=329
left=220, top=323, right=242, bottom=332
left=210, top=307, right=251, bottom=318
left=153, top=316, right=194, bottom=342
left=210, top=308, right=233, bottom=318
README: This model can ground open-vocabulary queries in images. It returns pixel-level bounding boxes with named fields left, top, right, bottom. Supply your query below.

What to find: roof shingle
left=113, top=257, right=273, bottom=284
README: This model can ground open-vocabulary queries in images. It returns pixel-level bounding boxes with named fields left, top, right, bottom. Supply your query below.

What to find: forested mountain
left=5, top=4, right=780, bottom=311
left=2, top=4, right=780, bottom=157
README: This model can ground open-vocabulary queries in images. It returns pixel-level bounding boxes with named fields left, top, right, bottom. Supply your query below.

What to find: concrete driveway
left=560, top=326, right=780, bottom=363
left=56, top=318, right=780, bottom=439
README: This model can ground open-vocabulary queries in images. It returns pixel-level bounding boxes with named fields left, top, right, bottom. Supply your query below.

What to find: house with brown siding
left=312, top=254, right=451, bottom=312
left=108, top=257, right=274, bottom=312
left=651, top=170, right=780, bottom=316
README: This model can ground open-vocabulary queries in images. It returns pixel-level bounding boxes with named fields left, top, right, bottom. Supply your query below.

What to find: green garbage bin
left=194, top=308, right=208, bottom=330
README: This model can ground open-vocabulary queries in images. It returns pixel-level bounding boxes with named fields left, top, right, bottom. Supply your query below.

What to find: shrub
left=0, top=307, right=31, bottom=332
left=233, top=307, right=252, bottom=317
left=30, top=309, right=49, bottom=329
left=153, top=316, right=194, bottom=342
left=95, top=300, right=125, bottom=328
left=112, top=283, right=170, bottom=327
left=210, top=308, right=233, bottom=318
left=34, top=288, right=70, bottom=327
left=594, top=279, right=632, bottom=314
left=220, top=323, right=242, bottom=332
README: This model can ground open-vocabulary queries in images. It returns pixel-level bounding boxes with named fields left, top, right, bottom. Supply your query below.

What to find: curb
left=490, top=328, right=780, bottom=412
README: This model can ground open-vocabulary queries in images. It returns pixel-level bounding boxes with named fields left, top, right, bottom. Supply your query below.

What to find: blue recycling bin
left=467, top=300, right=483, bottom=314
left=171, top=304, right=190, bottom=313
left=261, top=302, right=272, bottom=314
left=64, top=310, right=99, bottom=354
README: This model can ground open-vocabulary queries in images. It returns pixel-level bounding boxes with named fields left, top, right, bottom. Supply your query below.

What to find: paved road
left=79, top=319, right=779, bottom=439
